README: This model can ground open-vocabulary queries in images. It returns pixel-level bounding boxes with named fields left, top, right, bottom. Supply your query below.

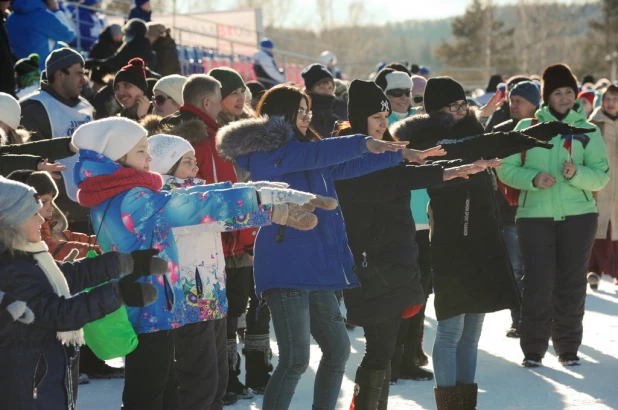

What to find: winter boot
left=558, top=352, right=581, bottom=367
left=389, top=345, right=404, bottom=384
left=349, top=366, right=386, bottom=410
left=505, top=321, right=521, bottom=338
left=587, top=272, right=600, bottom=290
left=401, top=341, right=433, bottom=381
left=457, top=383, right=478, bottom=410
left=415, top=323, right=429, bottom=366
left=243, top=334, right=273, bottom=394
left=377, top=364, right=391, bottom=410
left=522, top=353, right=543, bottom=368
left=226, top=339, right=254, bottom=400
left=434, top=386, right=462, bottom=410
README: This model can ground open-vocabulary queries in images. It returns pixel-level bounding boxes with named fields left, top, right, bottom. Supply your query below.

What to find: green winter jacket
left=497, top=104, right=610, bottom=221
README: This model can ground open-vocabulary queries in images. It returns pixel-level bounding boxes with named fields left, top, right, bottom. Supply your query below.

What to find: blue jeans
left=263, top=289, right=351, bottom=410
left=432, top=313, right=485, bottom=387
left=503, top=223, right=524, bottom=324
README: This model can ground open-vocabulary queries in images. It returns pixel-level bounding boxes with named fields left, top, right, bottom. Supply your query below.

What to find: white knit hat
left=0, top=92, right=21, bottom=131
left=153, top=75, right=186, bottom=106
left=384, top=72, right=413, bottom=93
left=149, top=134, right=194, bottom=175
left=72, top=117, right=147, bottom=161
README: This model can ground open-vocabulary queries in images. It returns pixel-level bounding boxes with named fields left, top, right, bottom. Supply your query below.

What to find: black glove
left=492, top=131, right=553, bottom=158
left=521, top=121, right=596, bottom=142
left=130, top=249, right=167, bottom=276
left=116, top=272, right=160, bottom=307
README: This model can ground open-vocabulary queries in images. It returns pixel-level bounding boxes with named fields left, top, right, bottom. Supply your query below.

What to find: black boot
left=415, top=320, right=429, bottom=366
left=243, top=334, right=273, bottom=394
left=350, top=366, right=386, bottom=410
left=225, top=339, right=253, bottom=401
left=389, top=345, right=403, bottom=384
left=377, top=364, right=390, bottom=410
left=434, top=386, right=462, bottom=410
left=458, top=383, right=478, bottom=410
left=401, top=341, right=433, bottom=381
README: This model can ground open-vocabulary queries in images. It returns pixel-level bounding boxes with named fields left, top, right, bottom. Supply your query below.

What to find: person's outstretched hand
left=402, top=145, right=447, bottom=164
left=520, top=121, right=595, bottom=141
left=366, top=138, right=409, bottom=154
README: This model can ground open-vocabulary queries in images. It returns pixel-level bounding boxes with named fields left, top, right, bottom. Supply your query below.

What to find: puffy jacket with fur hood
left=216, top=115, right=405, bottom=296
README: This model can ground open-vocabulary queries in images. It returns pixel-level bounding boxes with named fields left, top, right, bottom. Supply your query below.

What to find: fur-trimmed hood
left=140, top=114, right=164, bottom=136
left=216, top=116, right=295, bottom=162
left=167, top=119, right=210, bottom=145
left=390, top=111, right=484, bottom=150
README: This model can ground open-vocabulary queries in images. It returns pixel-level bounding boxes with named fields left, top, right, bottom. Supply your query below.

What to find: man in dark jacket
left=485, top=75, right=530, bottom=131
left=301, top=63, right=341, bottom=137
left=146, top=23, right=181, bottom=76
left=128, top=0, right=151, bottom=22
left=89, top=24, right=123, bottom=60
left=0, top=0, right=16, bottom=96
left=493, top=80, right=540, bottom=338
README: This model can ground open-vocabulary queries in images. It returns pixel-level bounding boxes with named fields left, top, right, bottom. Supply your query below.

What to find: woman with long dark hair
left=335, top=80, right=495, bottom=410
left=216, top=84, right=435, bottom=410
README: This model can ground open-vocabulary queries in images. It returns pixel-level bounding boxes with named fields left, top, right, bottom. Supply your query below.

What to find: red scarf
left=78, top=167, right=164, bottom=207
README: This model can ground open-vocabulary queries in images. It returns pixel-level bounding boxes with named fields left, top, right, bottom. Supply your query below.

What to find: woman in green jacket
left=497, top=64, right=610, bottom=368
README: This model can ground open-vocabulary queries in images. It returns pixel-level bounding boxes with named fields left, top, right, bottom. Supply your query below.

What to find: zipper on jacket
left=582, top=190, right=590, bottom=202
left=32, top=352, right=48, bottom=400
left=362, top=252, right=389, bottom=286
left=521, top=191, right=528, bottom=208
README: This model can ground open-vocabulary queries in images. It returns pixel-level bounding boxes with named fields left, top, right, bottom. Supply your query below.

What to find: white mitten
left=234, top=181, right=290, bottom=190
left=259, top=187, right=316, bottom=206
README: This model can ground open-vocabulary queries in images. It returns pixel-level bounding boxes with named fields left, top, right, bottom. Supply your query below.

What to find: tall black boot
left=377, top=363, right=390, bottom=410
left=458, top=383, right=478, bottom=410
left=434, top=386, right=462, bottom=410
left=415, top=316, right=429, bottom=366
left=243, top=334, right=273, bottom=394
left=389, top=345, right=403, bottom=384
left=225, top=339, right=253, bottom=402
left=350, top=366, right=386, bottom=410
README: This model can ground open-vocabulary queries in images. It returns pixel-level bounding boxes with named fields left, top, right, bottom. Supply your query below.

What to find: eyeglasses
left=153, top=95, right=173, bottom=106
left=413, top=96, right=424, bottom=104
left=297, top=108, right=313, bottom=121
left=447, top=102, right=469, bottom=112
left=386, top=88, right=411, bottom=98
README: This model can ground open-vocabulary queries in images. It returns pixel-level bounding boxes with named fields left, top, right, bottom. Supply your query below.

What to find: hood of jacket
left=12, top=0, right=45, bottom=13
left=140, top=114, right=164, bottom=135
left=166, top=118, right=210, bottom=145
left=216, top=115, right=295, bottom=162
left=590, top=106, right=617, bottom=124
left=74, top=149, right=123, bottom=186
left=390, top=110, right=484, bottom=145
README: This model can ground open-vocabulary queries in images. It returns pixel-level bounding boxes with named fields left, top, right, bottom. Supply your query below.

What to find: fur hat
left=72, top=117, right=148, bottom=161
left=114, top=58, right=148, bottom=93
left=423, top=76, right=466, bottom=113
left=348, top=80, right=391, bottom=134
left=148, top=134, right=195, bottom=175
left=0, top=176, right=42, bottom=228
left=153, top=75, right=186, bottom=105
left=6, top=170, right=58, bottom=199
left=383, top=71, right=413, bottom=93
left=541, top=64, right=578, bottom=103
left=0, top=92, right=21, bottom=131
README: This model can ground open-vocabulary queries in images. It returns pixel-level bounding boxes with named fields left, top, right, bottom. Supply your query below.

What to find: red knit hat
left=577, top=90, right=595, bottom=107
left=113, top=58, right=148, bottom=92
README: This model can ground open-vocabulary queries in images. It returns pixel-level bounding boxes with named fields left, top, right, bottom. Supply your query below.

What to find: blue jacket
left=6, top=0, right=76, bottom=69
left=216, top=116, right=404, bottom=295
left=128, top=6, right=151, bottom=22
left=0, top=249, right=122, bottom=410
left=75, top=150, right=267, bottom=334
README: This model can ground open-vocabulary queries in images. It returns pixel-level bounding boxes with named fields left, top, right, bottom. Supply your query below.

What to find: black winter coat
left=337, top=162, right=445, bottom=326
left=0, top=250, right=123, bottom=410
left=89, top=36, right=156, bottom=73
left=0, top=137, right=74, bottom=177
left=308, top=93, right=340, bottom=138
left=89, top=26, right=121, bottom=60
left=152, top=36, right=181, bottom=76
left=0, top=15, right=16, bottom=96
left=391, top=113, right=520, bottom=321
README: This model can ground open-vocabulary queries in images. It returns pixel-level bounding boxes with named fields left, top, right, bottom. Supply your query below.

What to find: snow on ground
left=79, top=276, right=618, bottom=410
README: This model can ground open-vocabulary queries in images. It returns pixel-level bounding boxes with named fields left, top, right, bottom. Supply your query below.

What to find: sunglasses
left=153, top=95, right=173, bottom=106
left=297, top=107, right=313, bottom=121
left=413, top=96, right=423, bottom=104
left=386, top=88, right=411, bottom=98
left=447, top=102, right=469, bottom=112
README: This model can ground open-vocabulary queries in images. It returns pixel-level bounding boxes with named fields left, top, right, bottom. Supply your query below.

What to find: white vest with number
left=24, top=91, right=94, bottom=201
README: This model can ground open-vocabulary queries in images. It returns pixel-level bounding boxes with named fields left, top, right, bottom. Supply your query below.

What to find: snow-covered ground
left=79, top=276, right=618, bottom=409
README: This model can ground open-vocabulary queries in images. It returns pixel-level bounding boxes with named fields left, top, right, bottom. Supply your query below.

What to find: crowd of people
left=0, top=2, right=616, bottom=410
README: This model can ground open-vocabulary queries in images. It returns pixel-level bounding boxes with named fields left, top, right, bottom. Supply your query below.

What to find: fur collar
left=390, top=112, right=484, bottom=147
left=216, top=116, right=295, bottom=162
left=166, top=118, right=210, bottom=145
left=140, top=114, right=164, bottom=136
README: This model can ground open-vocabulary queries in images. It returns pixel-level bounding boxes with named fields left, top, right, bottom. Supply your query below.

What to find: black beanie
left=301, top=64, right=333, bottom=91
left=113, top=58, right=148, bottom=92
left=348, top=80, right=391, bottom=134
left=374, top=67, right=395, bottom=91
left=423, top=76, right=466, bottom=114
left=6, top=170, right=59, bottom=199
left=541, top=63, right=578, bottom=103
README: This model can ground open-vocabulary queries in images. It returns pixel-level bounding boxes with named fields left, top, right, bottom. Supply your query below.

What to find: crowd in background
left=0, top=1, right=616, bottom=410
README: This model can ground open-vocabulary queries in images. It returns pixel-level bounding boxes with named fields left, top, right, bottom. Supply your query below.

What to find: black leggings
left=361, top=314, right=402, bottom=370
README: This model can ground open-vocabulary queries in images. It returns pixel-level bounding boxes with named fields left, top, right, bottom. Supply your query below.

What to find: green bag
left=81, top=206, right=139, bottom=360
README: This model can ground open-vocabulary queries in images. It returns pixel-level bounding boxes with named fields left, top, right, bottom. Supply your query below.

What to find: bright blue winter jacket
left=216, top=116, right=405, bottom=296
left=6, top=0, right=76, bottom=69
left=75, top=150, right=269, bottom=334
